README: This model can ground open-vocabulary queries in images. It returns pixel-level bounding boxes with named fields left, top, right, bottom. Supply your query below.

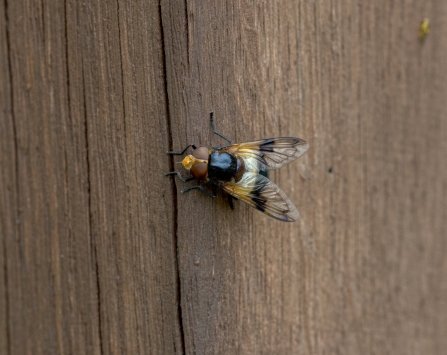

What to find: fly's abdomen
left=208, top=152, right=237, bottom=181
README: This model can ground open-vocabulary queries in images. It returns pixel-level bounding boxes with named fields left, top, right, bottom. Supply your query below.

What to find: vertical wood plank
left=1, top=0, right=98, bottom=353
left=65, top=0, right=183, bottom=353
left=161, top=0, right=447, bottom=354
left=1, top=0, right=182, bottom=353
left=0, top=2, right=13, bottom=354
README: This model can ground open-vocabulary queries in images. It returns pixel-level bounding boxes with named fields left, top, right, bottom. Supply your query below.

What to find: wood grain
left=1, top=0, right=446, bottom=354
left=162, top=0, right=447, bottom=354
left=0, top=3, right=12, bottom=354
left=1, top=0, right=180, bottom=354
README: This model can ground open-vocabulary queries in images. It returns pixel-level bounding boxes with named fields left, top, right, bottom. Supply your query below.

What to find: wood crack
left=3, top=0, right=15, bottom=352
left=116, top=0, right=127, bottom=145
left=81, top=55, right=104, bottom=355
left=185, top=0, right=189, bottom=67
left=159, top=1, right=186, bottom=353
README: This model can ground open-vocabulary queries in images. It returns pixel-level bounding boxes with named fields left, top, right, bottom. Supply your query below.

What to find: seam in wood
left=184, top=0, right=189, bottom=67
left=116, top=0, right=127, bottom=145
left=159, top=2, right=186, bottom=353
left=81, top=55, right=104, bottom=355
left=63, top=0, right=71, bottom=128
left=63, top=0, right=71, bottom=266
left=39, top=0, right=45, bottom=47
left=3, top=0, right=15, bottom=352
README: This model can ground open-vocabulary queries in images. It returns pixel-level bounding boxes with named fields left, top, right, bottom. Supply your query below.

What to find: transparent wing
left=220, top=172, right=299, bottom=222
left=222, top=137, right=309, bottom=171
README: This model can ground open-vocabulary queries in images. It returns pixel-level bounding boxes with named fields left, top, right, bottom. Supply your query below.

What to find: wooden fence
left=1, top=1, right=446, bottom=354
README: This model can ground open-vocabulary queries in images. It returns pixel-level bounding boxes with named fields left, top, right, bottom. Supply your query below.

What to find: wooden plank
left=1, top=0, right=181, bottom=354
left=1, top=0, right=101, bottom=353
left=0, top=3, right=13, bottom=354
left=65, top=0, right=182, bottom=353
left=1, top=1, right=84, bottom=353
left=161, top=0, right=447, bottom=354
left=1, top=0, right=447, bottom=354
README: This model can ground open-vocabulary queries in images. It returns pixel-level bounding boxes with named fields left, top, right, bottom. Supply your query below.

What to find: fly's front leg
left=164, top=172, right=195, bottom=183
left=166, top=144, right=197, bottom=155
left=165, top=144, right=197, bottom=181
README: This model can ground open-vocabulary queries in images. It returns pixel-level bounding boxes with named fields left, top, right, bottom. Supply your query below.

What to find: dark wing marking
left=222, top=137, right=309, bottom=171
left=220, top=172, right=299, bottom=222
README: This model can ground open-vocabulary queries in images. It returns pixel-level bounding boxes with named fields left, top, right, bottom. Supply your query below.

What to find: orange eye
left=192, top=147, right=209, bottom=160
left=190, top=162, right=208, bottom=180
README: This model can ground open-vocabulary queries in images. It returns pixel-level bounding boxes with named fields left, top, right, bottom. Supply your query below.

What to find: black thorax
left=208, top=151, right=237, bottom=181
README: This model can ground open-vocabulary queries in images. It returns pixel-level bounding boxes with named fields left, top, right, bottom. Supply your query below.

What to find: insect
left=419, top=18, right=430, bottom=39
left=165, top=112, right=309, bottom=222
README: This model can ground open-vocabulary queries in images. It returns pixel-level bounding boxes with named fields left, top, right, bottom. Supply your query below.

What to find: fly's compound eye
left=192, top=147, right=209, bottom=160
left=190, top=146, right=209, bottom=179
left=181, top=146, right=209, bottom=180
left=190, top=162, right=208, bottom=180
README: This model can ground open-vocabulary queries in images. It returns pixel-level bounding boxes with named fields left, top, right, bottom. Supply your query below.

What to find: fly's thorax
left=208, top=151, right=239, bottom=181
left=181, top=146, right=209, bottom=180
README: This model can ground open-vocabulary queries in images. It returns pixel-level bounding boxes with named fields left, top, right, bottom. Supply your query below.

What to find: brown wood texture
left=1, top=1, right=447, bottom=354
left=1, top=0, right=180, bottom=354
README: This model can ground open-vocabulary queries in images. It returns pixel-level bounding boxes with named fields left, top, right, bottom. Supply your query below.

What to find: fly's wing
left=220, top=172, right=299, bottom=222
left=222, top=137, right=309, bottom=171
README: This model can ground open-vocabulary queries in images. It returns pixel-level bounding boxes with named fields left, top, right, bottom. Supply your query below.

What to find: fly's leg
left=182, top=185, right=216, bottom=198
left=165, top=144, right=196, bottom=180
left=227, top=194, right=235, bottom=210
left=164, top=172, right=195, bottom=183
left=166, top=144, right=196, bottom=180
left=207, top=180, right=221, bottom=199
left=210, top=112, right=232, bottom=145
left=167, top=144, right=197, bottom=155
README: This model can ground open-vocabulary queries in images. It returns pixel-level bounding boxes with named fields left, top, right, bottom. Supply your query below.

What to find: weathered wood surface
left=1, top=0, right=180, bottom=354
left=1, top=1, right=447, bottom=354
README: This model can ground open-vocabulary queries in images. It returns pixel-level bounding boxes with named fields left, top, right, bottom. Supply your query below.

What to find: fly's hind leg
left=182, top=185, right=216, bottom=198
left=210, top=112, right=232, bottom=145
left=164, top=172, right=195, bottom=183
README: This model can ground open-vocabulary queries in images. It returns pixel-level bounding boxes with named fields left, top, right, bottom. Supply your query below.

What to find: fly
left=165, top=113, right=309, bottom=222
